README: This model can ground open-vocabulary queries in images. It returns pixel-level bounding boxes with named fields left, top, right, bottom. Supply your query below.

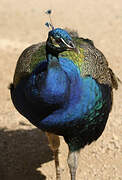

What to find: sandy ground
left=0, top=0, right=122, bottom=179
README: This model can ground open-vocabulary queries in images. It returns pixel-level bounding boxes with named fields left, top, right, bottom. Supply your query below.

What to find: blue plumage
left=11, top=56, right=111, bottom=149
left=49, top=28, right=72, bottom=41
left=10, top=27, right=117, bottom=180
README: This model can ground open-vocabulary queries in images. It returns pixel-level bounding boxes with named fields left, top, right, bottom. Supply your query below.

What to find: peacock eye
left=56, top=38, right=62, bottom=43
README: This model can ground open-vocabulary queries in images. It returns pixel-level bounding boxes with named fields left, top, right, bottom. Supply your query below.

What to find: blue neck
left=47, top=53, right=60, bottom=68
left=39, top=53, right=69, bottom=105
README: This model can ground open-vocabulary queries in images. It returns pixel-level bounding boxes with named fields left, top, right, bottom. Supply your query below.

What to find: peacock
left=10, top=11, right=120, bottom=180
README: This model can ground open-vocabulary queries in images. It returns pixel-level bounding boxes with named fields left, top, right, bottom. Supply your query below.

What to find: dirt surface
left=0, top=0, right=122, bottom=180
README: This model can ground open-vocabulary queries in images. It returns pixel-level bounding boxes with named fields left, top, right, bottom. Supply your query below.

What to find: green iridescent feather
left=13, top=37, right=86, bottom=86
left=13, top=34, right=119, bottom=91
left=30, top=37, right=85, bottom=73
left=30, top=43, right=46, bottom=71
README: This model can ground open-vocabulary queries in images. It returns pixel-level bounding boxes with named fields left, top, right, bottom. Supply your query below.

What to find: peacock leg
left=67, top=150, right=80, bottom=180
left=46, top=132, right=61, bottom=180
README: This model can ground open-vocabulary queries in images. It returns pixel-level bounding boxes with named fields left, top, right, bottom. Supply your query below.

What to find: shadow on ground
left=0, top=127, right=53, bottom=180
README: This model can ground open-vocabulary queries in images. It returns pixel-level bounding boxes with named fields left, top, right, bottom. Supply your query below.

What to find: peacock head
left=46, top=28, right=76, bottom=54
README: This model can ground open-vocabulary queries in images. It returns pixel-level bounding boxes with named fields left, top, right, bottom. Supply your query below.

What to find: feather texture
left=11, top=29, right=119, bottom=152
left=10, top=28, right=120, bottom=180
left=13, top=34, right=118, bottom=90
